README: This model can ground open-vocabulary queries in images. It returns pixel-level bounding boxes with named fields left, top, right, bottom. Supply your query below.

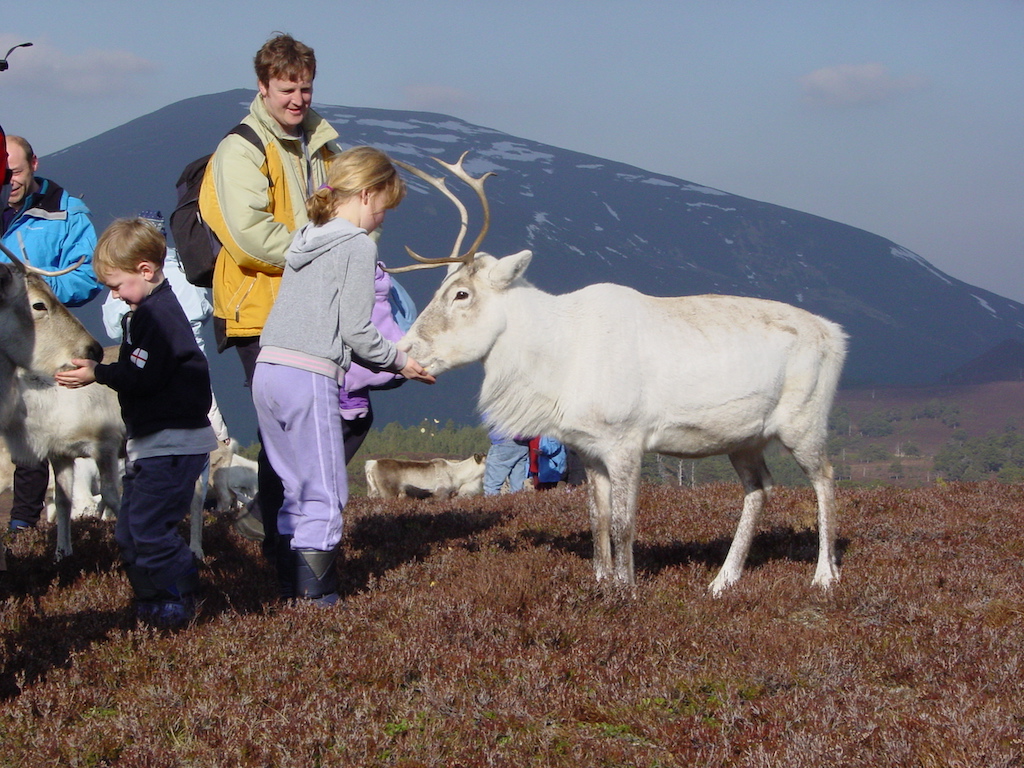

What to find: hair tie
left=319, top=184, right=334, bottom=192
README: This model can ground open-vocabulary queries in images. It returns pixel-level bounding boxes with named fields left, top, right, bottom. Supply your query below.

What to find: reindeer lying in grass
left=365, top=454, right=486, bottom=499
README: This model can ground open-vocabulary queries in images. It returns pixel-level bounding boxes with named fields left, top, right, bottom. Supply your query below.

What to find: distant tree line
left=933, top=426, right=1024, bottom=482
left=235, top=397, right=1019, bottom=488
left=237, top=420, right=490, bottom=463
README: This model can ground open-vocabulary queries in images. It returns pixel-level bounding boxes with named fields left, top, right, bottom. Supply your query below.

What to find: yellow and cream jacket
left=200, top=95, right=341, bottom=339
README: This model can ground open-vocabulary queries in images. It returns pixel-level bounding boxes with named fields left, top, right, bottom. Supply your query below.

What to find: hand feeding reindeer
left=392, top=152, right=848, bottom=594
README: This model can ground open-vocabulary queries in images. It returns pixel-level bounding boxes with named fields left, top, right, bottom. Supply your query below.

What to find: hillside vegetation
left=830, top=380, right=1024, bottom=486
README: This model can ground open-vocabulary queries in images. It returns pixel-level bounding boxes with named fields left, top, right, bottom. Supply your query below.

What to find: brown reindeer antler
left=386, top=151, right=494, bottom=274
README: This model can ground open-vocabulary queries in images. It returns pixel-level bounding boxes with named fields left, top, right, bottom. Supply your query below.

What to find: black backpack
left=170, top=123, right=263, bottom=287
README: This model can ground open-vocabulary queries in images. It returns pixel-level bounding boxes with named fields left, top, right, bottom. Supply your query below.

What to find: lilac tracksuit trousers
left=252, top=362, right=347, bottom=551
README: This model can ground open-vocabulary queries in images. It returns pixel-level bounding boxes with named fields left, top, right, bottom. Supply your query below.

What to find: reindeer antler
left=0, top=234, right=86, bottom=277
left=386, top=151, right=494, bottom=274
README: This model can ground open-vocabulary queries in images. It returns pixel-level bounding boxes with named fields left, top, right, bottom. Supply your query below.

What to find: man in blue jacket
left=1, top=135, right=100, bottom=303
left=1, top=134, right=101, bottom=532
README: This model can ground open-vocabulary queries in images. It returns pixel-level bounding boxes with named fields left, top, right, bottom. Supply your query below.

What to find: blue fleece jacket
left=0, top=177, right=101, bottom=307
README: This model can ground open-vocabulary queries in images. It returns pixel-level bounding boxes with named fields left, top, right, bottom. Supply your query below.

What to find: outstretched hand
left=55, top=358, right=98, bottom=389
left=400, top=356, right=436, bottom=385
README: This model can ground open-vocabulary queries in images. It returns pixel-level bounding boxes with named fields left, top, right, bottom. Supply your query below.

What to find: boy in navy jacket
left=57, top=218, right=218, bottom=628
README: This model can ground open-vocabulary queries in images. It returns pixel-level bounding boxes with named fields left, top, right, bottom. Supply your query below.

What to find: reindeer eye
left=454, top=290, right=470, bottom=301
left=31, top=302, right=47, bottom=311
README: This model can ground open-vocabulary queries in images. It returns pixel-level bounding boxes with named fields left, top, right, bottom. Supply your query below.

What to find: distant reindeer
left=393, top=153, right=847, bottom=594
left=365, top=454, right=487, bottom=499
left=210, top=441, right=258, bottom=515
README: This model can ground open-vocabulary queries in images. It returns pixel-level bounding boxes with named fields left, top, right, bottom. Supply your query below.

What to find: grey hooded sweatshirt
left=258, top=217, right=407, bottom=381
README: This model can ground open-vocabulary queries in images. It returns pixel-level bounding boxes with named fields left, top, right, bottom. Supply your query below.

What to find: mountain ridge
left=38, top=89, right=1024, bottom=443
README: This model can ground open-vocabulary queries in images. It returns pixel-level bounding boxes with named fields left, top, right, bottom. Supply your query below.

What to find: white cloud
left=799, top=63, right=927, bottom=107
left=0, top=36, right=155, bottom=98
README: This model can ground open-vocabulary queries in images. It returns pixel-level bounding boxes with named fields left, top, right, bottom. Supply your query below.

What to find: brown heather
left=2, top=482, right=1023, bottom=767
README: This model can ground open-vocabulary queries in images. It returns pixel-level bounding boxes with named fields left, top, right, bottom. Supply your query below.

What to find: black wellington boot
left=294, top=547, right=340, bottom=606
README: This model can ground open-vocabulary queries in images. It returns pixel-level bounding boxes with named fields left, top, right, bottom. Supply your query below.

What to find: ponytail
left=306, top=184, right=338, bottom=227
left=308, top=146, right=406, bottom=227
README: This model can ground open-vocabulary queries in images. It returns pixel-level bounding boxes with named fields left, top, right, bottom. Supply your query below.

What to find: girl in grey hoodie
left=253, top=146, right=434, bottom=604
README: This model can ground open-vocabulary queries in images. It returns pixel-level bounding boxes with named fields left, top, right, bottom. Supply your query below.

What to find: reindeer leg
left=789, top=450, right=839, bottom=590
left=96, top=452, right=121, bottom=522
left=809, top=464, right=839, bottom=589
left=189, top=458, right=210, bottom=560
left=70, top=458, right=100, bottom=519
left=606, top=451, right=642, bottom=587
left=585, top=464, right=614, bottom=583
left=52, top=458, right=75, bottom=560
left=710, top=449, right=773, bottom=596
left=789, top=439, right=840, bottom=590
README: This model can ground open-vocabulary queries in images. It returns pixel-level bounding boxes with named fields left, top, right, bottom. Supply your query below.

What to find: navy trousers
left=116, top=453, right=207, bottom=592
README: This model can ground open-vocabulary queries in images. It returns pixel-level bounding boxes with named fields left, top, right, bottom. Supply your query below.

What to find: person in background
left=337, top=263, right=416, bottom=463
left=530, top=435, right=568, bottom=490
left=200, top=33, right=341, bottom=559
left=57, top=218, right=218, bottom=628
left=1, top=134, right=101, bottom=534
left=252, top=146, right=434, bottom=605
left=483, top=427, right=531, bottom=496
left=0, top=124, right=9, bottom=209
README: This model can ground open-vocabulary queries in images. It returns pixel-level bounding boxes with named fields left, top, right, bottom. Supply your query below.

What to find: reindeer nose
left=85, top=339, right=104, bottom=363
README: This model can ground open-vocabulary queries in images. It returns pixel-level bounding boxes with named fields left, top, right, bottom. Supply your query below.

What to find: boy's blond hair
left=93, top=218, right=166, bottom=282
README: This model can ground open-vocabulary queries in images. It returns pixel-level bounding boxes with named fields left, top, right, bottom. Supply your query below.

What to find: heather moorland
left=2, top=481, right=1023, bottom=767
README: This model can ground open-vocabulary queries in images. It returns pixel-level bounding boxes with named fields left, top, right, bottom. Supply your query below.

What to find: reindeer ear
left=488, top=250, right=532, bottom=289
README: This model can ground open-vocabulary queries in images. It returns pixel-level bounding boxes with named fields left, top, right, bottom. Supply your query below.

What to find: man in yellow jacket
left=202, top=34, right=341, bottom=366
left=200, top=33, right=341, bottom=558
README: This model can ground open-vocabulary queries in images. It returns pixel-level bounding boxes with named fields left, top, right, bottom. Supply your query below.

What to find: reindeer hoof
left=811, top=567, right=839, bottom=590
left=708, top=570, right=738, bottom=597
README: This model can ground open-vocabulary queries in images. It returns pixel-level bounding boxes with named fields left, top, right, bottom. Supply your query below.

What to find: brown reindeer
left=0, top=241, right=123, bottom=558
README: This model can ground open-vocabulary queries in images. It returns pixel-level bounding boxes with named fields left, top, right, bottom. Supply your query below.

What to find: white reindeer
left=364, top=454, right=487, bottom=499
left=393, top=153, right=847, bottom=594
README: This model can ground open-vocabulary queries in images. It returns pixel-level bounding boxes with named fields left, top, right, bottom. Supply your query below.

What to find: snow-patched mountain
left=44, top=90, right=1024, bottom=442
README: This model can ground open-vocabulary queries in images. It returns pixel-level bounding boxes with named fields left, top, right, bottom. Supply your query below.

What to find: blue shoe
left=8, top=519, right=34, bottom=534
left=138, top=595, right=195, bottom=630
left=135, top=600, right=161, bottom=623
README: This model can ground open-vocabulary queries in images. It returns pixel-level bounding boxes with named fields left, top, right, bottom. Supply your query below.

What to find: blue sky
left=2, top=1, right=1022, bottom=300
